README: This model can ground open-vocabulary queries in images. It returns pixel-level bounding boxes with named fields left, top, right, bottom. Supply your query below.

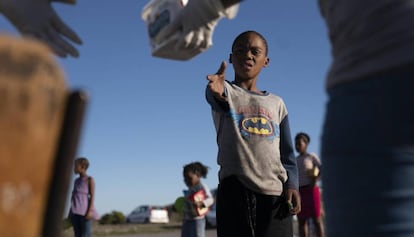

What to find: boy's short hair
left=231, top=30, right=269, bottom=56
left=295, top=132, right=310, bottom=144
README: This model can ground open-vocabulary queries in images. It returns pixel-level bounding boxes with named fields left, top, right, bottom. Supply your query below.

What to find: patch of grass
left=94, top=223, right=181, bottom=236
left=62, top=222, right=182, bottom=237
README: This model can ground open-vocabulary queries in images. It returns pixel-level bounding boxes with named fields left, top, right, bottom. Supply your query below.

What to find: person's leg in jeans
left=84, top=218, right=92, bottom=237
left=181, top=220, right=195, bottom=237
left=322, top=66, right=414, bottom=237
left=195, top=218, right=206, bottom=237
left=70, top=214, right=82, bottom=237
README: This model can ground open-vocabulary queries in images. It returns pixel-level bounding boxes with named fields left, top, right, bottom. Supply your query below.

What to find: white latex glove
left=0, top=0, right=82, bottom=58
left=155, top=0, right=238, bottom=52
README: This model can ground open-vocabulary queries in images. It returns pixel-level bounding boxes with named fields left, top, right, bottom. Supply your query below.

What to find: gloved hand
left=0, top=0, right=82, bottom=58
left=155, top=0, right=239, bottom=53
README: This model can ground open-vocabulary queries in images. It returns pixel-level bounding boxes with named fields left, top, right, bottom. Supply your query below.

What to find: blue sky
left=0, top=0, right=331, bottom=216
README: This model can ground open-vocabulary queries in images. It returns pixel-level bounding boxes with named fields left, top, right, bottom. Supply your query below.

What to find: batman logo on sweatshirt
left=241, top=116, right=273, bottom=136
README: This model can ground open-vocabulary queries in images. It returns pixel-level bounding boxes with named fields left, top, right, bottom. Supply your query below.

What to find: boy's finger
left=216, top=61, right=226, bottom=75
left=206, top=61, right=226, bottom=81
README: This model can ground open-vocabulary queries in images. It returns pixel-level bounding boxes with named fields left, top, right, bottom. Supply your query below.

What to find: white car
left=126, top=205, right=169, bottom=224
left=205, top=203, right=216, bottom=228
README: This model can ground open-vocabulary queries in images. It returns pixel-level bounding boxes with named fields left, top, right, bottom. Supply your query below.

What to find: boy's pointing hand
left=207, top=61, right=227, bottom=101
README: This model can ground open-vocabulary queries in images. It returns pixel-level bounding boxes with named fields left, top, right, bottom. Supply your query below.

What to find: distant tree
left=173, top=196, right=185, bottom=215
left=99, top=210, right=125, bottom=224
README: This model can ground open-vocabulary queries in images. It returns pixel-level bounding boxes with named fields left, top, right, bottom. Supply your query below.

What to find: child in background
left=69, top=157, right=99, bottom=237
left=206, top=30, right=300, bottom=237
left=182, top=162, right=214, bottom=237
left=295, top=132, right=324, bottom=237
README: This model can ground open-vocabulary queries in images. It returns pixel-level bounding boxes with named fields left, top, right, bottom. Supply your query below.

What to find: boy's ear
left=229, top=53, right=232, bottom=64
left=263, top=57, right=270, bottom=67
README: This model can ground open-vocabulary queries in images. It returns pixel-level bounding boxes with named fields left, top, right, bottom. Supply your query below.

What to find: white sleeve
left=201, top=183, right=215, bottom=208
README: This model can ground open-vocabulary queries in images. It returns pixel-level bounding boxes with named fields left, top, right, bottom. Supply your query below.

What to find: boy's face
left=230, top=33, right=269, bottom=81
left=295, top=137, right=308, bottom=154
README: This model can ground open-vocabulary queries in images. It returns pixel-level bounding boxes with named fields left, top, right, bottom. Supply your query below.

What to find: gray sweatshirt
left=206, top=81, right=298, bottom=196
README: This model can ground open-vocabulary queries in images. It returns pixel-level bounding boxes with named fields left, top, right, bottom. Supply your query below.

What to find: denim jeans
left=70, top=213, right=92, bottom=237
left=321, top=65, right=414, bottom=237
left=181, top=218, right=206, bottom=237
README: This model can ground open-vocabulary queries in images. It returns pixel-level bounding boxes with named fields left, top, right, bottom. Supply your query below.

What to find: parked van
left=126, top=205, right=169, bottom=224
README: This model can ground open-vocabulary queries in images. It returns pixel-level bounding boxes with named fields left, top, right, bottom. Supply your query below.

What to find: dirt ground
left=61, top=223, right=215, bottom=237
left=109, top=229, right=216, bottom=237
left=62, top=219, right=300, bottom=237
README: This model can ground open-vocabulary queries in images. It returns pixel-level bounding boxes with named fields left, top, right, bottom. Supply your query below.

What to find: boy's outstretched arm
left=0, top=0, right=82, bottom=58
